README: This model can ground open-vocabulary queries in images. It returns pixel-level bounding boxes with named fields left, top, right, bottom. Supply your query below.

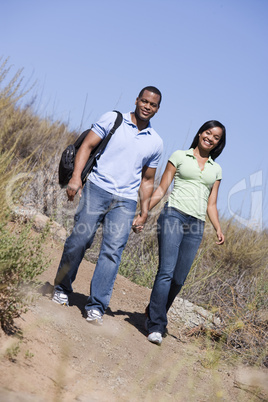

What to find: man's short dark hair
left=138, top=86, right=162, bottom=106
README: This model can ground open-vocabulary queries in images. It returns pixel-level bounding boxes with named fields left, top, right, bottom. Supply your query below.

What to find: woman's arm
left=207, top=180, right=225, bottom=245
left=132, top=161, right=176, bottom=232
left=149, top=161, right=177, bottom=210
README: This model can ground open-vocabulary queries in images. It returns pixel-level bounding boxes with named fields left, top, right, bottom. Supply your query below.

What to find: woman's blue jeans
left=148, top=204, right=205, bottom=334
left=54, top=181, right=137, bottom=315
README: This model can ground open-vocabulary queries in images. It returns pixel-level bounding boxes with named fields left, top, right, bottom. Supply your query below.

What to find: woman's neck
left=193, top=146, right=209, bottom=159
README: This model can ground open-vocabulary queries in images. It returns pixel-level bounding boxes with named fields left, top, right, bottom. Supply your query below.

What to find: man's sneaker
left=86, top=309, right=103, bottom=326
left=148, top=332, right=162, bottom=345
left=52, top=290, right=69, bottom=306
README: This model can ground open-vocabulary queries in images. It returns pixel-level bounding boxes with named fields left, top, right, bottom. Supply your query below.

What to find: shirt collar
left=186, top=148, right=214, bottom=164
left=124, top=112, right=152, bottom=134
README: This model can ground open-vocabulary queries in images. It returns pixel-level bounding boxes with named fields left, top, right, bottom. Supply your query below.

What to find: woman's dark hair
left=190, top=120, right=226, bottom=160
left=138, top=86, right=162, bottom=106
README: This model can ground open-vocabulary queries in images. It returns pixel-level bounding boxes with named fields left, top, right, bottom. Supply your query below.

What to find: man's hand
left=133, top=165, right=156, bottom=233
left=66, top=176, right=82, bottom=201
left=132, top=214, right=147, bottom=233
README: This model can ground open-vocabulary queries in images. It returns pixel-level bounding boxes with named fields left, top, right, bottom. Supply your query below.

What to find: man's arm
left=66, top=130, right=102, bottom=201
left=132, top=166, right=156, bottom=231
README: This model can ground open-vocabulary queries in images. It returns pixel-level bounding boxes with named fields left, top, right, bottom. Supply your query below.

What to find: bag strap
left=73, top=110, right=122, bottom=150
left=93, top=110, right=123, bottom=160
left=81, top=111, right=123, bottom=184
left=111, top=110, right=123, bottom=133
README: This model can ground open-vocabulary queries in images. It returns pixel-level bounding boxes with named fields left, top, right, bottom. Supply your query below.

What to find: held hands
left=66, top=176, right=82, bottom=201
left=132, top=214, right=147, bottom=234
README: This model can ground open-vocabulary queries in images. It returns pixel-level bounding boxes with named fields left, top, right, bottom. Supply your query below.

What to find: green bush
left=0, top=219, right=49, bottom=333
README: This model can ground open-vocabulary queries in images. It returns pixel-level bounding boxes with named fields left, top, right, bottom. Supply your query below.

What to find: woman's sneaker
left=86, top=309, right=103, bottom=326
left=148, top=332, right=162, bottom=345
left=52, top=290, right=69, bottom=306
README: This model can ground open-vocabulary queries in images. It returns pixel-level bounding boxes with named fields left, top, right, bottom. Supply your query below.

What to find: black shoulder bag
left=58, top=111, right=123, bottom=188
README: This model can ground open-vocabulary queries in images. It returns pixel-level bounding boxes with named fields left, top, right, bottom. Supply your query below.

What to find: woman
left=135, top=120, right=226, bottom=345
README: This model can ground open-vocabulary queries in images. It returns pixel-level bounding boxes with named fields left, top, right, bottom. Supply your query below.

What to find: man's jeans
left=54, top=181, right=137, bottom=314
left=148, top=204, right=205, bottom=334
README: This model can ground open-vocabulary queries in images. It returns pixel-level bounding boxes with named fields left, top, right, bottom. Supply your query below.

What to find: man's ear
left=135, top=97, right=139, bottom=106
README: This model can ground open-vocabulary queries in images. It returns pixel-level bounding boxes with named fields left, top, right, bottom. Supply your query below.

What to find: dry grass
left=0, top=59, right=267, bottom=367
left=0, top=60, right=60, bottom=332
left=120, top=213, right=268, bottom=367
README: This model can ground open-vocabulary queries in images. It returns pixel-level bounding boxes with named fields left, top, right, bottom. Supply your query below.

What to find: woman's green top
left=168, top=148, right=222, bottom=221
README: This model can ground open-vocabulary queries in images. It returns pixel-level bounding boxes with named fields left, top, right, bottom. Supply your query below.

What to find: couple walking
left=52, top=86, right=226, bottom=345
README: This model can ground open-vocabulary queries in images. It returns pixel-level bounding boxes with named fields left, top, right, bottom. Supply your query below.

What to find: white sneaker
left=148, top=332, right=162, bottom=345
left=86, top=309, right=103, bottom=326
left=52, top=290, right=69, bottom=306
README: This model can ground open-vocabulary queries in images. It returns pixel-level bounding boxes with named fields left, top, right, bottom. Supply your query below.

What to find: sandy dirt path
left=0, top=239, right=267, bottom=401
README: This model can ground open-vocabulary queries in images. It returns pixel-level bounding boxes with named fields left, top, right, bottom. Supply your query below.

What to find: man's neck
left=131, top=112, right=149, bottom=131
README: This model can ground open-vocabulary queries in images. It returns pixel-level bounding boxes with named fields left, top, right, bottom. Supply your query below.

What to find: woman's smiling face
left=198, top=126, right=223, bottom=152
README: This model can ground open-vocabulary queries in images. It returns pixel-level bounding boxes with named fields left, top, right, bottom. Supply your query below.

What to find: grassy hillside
left=0, top=59, right=267, bottom=367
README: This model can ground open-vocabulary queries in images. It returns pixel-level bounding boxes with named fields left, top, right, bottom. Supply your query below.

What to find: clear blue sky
left=1, top=0, right=267, bottom=230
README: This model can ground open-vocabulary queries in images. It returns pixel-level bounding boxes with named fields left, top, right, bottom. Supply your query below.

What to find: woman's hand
left=216, top=229, right=225, bottom=245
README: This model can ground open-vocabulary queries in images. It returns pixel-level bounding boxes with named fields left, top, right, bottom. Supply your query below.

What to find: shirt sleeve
left=216, top=165, right=222, bottom=180
left=168, top=150, right=182, bottom=167
left=91, top=111, right=118, bottom=140
left=145, top=137, right=163, bottom=168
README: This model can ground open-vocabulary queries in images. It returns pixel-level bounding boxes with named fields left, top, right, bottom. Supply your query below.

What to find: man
left=52, top=86, right=163, bottom=325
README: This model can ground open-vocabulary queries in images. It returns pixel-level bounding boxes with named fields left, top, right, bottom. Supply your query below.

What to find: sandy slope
left=0, top=239, right=267, bottom=402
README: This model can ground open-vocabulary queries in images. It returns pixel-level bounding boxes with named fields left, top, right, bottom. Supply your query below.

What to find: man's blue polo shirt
left=89, top=111, right=163, bottom=201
